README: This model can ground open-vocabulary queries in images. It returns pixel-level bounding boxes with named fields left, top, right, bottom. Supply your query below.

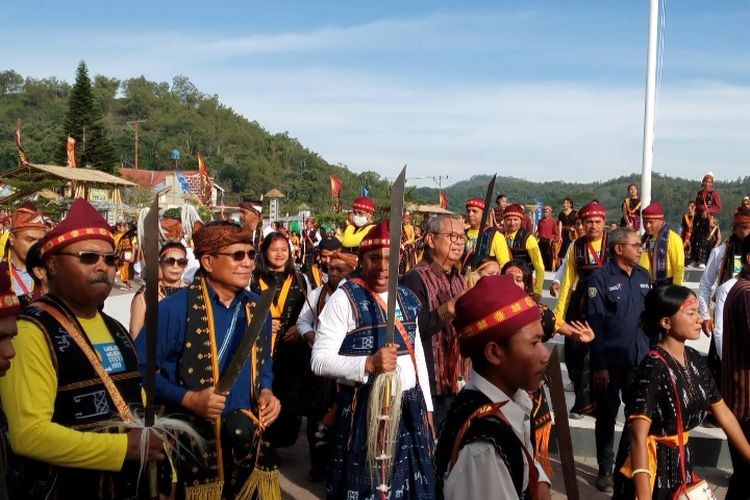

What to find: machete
left=214, top=284, right=277, bottom=394
left=546, top=345, right=580, bottom=500
left=469, top=173, right=497, bottom=270
left=385, top=165, right=407, bottom=345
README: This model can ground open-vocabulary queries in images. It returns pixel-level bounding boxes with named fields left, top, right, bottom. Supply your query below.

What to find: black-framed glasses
left=435, top=232, right=468, bottom=244
left=57, top=251, right=117, bottom=266
left=214, top=249, right=257, bottom=262
left=161, top=257, right=189, bottom=267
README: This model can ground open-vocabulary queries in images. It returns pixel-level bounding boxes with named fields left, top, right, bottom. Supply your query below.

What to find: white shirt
left=181, top=243, right=201, bottom=284
left=311, top=285, right=433, bottom=411
left=713, top=277, right=737, bottom=360
left=552, top=256, right=567, bottom=285
left=296, top=284, right=327, bottom=340
left=443, top=371, right=550, bottom=500
left=698, top=243, right=726, bottom=320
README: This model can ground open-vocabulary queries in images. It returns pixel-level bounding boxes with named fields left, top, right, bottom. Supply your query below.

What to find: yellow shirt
left=0, top=230, right=8, bottom=261
left=341, top=223, right=375, bottom=248
left=466, top=228, right=510, bottom=268
left=553, top=238, right=603, bottom=329
left=0, top=314, right=128, bottom=471
left=506, top=230, right=545, bottom=296
left=639, top=229, right=685, bottom=285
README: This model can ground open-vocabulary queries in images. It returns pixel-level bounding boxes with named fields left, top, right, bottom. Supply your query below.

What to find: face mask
left=352, top=215, right=369, bottom=228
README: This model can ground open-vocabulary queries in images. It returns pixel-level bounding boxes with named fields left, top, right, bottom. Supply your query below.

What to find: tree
left=55, top=61, right=116, bottom=172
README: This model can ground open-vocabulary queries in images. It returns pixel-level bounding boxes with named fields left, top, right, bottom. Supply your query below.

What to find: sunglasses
left=214, top=249, right=257, bottom=262
left=57, top=251, right=116, bottom=266
left=160, top=257, right=189, bottom=267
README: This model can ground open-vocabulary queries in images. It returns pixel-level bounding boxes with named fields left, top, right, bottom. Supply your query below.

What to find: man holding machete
left=136, top=220, right=281, bottom=499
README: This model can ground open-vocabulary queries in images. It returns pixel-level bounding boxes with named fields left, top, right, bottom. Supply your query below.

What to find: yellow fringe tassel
left=535, top=422, right=554, bottom=478
left=184, top=481, right=224, bottom=500
left=235, top=467, right=282, bottom=500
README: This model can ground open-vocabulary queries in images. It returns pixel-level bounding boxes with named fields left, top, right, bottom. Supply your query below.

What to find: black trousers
left=539, top=238, right=553, bottom=271
left=727, top=419, right=750, bottom=499
left=594, top=365, right=638, bottom=475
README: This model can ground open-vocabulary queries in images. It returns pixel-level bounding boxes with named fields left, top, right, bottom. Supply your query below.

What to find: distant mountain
left=413, top=173, right=750, bottom=230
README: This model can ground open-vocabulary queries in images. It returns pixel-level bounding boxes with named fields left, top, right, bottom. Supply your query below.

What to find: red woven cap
left=578, top=202, right=607, bottom=221
left=352, top=196, right=376, bottom=214
left=11, top=201, right=46, bottom=233
left=0, top=262, right=21, bottom=319
left=359, top=219, right=390, bottom=254
left=40, top=199, right=114, bottom=257
left=642, top=202, right=664, bottom=220
left=453, top=274, right=540, bottom=357
left=465, top=197, right=485, bottom=210
left=503, top=203, right=525, bottom=219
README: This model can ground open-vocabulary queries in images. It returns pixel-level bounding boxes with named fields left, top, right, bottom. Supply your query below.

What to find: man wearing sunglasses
left=0, top=199, right=169, bottom=499
left=137, top=220, right=281, bottom=499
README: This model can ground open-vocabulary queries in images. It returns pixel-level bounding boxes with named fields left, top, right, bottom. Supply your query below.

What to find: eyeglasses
left=435, top=232, right=468, bottom=243
left=621, top=243, right=643, bottom=250
left=57, top=251, right=116, bottom=266
left=160, top=257, right=189, bottom=267
left=214, top=249, right=257, bottom=262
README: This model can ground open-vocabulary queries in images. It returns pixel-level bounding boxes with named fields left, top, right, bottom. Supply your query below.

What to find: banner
left=175, top=171, right=191, bottom=194
left=15, top=119, right=29, bottom=165
left=66, top=135, right=77, bottom=168
left=439, top=191, right=449, bottom=209
left=360, top=185, right=369, bottom=197
left=330, top=176, right=343, bottom=199
left=197, top=153, right=212, bottom=205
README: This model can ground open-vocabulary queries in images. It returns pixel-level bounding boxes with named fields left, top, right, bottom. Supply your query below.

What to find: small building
left=120, top=168, right=224, bottom=208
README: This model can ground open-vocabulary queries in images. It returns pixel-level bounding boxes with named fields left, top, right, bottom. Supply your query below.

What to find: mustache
left=88, top=275, right=114, bottom=286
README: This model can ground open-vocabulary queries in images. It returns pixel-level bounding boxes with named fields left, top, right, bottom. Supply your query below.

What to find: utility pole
left=127, top=119, right=146, bottom=170
left=640, top=0, right=659, bottom=224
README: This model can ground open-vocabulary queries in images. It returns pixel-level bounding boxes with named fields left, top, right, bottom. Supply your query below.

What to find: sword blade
left=143, top=197, right=160, bottom=427
left=215, top=284, right=277, bottom=394
left=546, top=345, right=580, bottom=500
left=385, top=165, right=407, bottom=346
left=470, top=174, right=497, bottom=268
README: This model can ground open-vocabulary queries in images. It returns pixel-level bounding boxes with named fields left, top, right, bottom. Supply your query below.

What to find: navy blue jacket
left=585, top=259, right=652, bottom=371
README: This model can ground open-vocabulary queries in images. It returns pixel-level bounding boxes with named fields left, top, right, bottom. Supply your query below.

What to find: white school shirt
left=311, top=285, right=433, bottom=411
left=443, top=370, right=550, bottom=500
left=698, top=243, right=726, bottom=320
left=713, top=277, right=737, bottom=360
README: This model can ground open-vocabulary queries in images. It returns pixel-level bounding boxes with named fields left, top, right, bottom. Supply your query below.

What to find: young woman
left=129, top=242, right=188, bottom=338
left=251, top=231, right=308, bottom=449
left=690, top=173, right=722, bottom=267
left=621, top=184, right=642, bottom=230
left=613, top=285, right=750, bottom=499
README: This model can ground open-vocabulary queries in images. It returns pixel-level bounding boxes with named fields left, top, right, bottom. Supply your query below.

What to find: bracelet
left=631, top=468, right=652, bottom=478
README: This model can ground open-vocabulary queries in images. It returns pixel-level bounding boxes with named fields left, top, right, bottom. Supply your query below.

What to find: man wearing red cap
left=0, top=199, right=168, bottom=499
left=504, top=203, right=545, bottom=300
left=341, top=196, right=377, bottom=252
left=435, top=274, right=551, bottom=500
left=312, top=220, right=435, bottom=499
left=552, top=201, right=608, bottom=418
left=0, top=262, right=21, bottom=500
left=463, top=197, right=509, bottom=270
left=4, top=202, right=47, bottom=307
left=640, top=201, right=685, bottom=286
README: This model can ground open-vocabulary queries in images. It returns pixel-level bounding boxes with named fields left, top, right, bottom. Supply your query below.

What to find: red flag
left=330, top=176, right=343, bottom=199
left=439, top=191, right=448, bottom=209
left=66, top=135, right=77, bottom=168
left=15, top=119, right=29, bottom=165
left=197, top=153, right=212, bottom=205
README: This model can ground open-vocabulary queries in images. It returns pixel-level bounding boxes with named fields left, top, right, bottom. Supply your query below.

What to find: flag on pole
left=330, top=176, right=343, bottom=200
left=197, top=153, right=212, bottom=205
left=360, top=185, right=369, bottom=197
left=15, top=119, right=30, bottom=165
left=66, top=135, right=77, bottom=168
left=175, top=171, right=191, bottom=194
left=439, top=191, right=449, bottom=209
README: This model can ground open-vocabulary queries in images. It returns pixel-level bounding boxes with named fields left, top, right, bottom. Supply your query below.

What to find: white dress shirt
left=443, top=370, right=550, bottom=500
left=698, top=243, right=726, bottom=320
left=296, top=284, right=327, bottom=340
left=311, top=285, right=433, bottom=411
left=714, top=277, right=737, bottom=360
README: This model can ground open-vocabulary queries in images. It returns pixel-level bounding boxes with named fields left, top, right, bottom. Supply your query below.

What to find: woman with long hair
left=251, top=231, right=308, bottom=449
left=621, top=183, right=642, bottom=230
left=129, top=241, right=188, bottom=338
left=613, top=285, right=750, bottom=499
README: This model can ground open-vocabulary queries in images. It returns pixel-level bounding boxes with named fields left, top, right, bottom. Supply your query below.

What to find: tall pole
left=127, top=119, right=146, bottom=170
left=640, top=0, right=659, bottom=219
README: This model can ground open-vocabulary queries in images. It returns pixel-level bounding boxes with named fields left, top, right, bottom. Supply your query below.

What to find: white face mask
left=352, top=215, right=369, bottom=228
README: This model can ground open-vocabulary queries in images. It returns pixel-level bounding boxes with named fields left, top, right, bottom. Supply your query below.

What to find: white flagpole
left=640, top=0, right=659, bottom=222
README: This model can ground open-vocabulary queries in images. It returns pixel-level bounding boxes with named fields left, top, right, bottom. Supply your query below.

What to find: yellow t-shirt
left=465, top=228, right=510, bottom=268
left=506, top=230, right=545, bottom=296
left=639, top=229, right=685, bottom=285
left=0, top=313, right=128, bottom=471
left=553, top=238, right=603, bottom=329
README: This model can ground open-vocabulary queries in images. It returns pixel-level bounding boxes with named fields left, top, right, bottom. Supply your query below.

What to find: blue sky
left=3, top=1, right=750, bottom=187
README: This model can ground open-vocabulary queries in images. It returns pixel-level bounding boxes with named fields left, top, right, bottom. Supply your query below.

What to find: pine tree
left=56, top=61, right=116, bottom=172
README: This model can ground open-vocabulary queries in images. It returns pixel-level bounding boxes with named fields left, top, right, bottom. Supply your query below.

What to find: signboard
left=88, top=188, right=109, bottom=203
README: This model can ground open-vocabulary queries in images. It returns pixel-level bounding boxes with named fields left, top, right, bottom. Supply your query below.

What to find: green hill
left=0, top=68, right=392, bottom=215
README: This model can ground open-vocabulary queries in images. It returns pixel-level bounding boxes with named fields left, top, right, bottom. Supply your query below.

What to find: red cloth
left=503, top=203, right=525, bottom=219
left=578, top=202, right=607, bottom=220
left=0, top=262, right=21, bottom=318
left=40, top=200, right=114, bottom=257
left=359, top=220, right=389, bottom=254
left=642, top=202, right=664, bottom=220
left=465, top=197, right=485, bottom=210
left=536, top=218, right=557, bottom=240
left=352, top=196, right=376, bottom=214
left=11, top=201, right=46, bottom=233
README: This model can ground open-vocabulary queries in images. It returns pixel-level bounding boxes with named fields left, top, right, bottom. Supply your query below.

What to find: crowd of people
left=0, top=171, right=747, bottom=499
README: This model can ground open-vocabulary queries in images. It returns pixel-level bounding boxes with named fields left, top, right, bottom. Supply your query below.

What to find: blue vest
left=337, top=280, right=420, bottom=356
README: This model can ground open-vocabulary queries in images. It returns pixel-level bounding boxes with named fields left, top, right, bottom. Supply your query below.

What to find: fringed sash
left=644, top=223, right=671, bottom=285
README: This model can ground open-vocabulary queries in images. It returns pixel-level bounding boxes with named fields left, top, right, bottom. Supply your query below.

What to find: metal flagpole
left=640, top=0, right=659, bottom=222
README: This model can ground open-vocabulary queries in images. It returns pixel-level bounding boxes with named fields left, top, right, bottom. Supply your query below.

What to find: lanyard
left=587, top=241, right=604, bottom=267
left=9, top=260, right=31, bottom=296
